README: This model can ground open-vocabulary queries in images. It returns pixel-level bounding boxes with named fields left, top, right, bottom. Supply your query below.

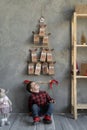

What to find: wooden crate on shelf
left=75, top=5, right=87, bottom=14
left=80, top=63, right=87, bottom=76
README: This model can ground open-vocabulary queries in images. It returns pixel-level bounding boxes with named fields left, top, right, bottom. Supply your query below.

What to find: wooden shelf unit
left=71, top=12, right=87, bottom=119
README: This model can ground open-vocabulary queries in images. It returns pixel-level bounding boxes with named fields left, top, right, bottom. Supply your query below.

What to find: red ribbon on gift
left=49, top=79, right=58, bottom=89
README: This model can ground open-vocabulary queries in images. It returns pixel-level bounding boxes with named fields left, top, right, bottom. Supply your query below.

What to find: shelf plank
left=76, top=75, right=87, bottom=78
left=76, top=14, right=87, bottom=17
left=76, top=45, right=87, bottom=47
left=77, top=104, right=87, bottom=109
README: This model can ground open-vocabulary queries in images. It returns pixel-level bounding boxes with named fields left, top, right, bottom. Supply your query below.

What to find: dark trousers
left=31, top=103, right=54, bottom=117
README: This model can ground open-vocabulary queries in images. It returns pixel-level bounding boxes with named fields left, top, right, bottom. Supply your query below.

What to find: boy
left=26, top=81, right=55, bottom=125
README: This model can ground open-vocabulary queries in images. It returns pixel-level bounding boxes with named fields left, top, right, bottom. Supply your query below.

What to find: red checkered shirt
left=28, top=91, right=53, bottom=112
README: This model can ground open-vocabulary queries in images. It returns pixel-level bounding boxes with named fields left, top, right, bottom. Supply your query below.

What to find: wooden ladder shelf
left=71, top=9, right=87, bottom=119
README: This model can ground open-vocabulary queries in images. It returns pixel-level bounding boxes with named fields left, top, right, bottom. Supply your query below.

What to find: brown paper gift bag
left=43, top=36, right=49, bottom=46
left=28, top=63, right=34, bottom=75
left=48, top=63, right=55, bottom=75
left=34, top=34, right=39, bottom=44
left=31, top=50, right=37, bottom=63
left=39, top=27, right=45, bottom=37
left=47, top=50, right=53, bottom=62
left=42, top=62, right=48, bottom=74
left=40, top=49, right=46, bottom=62
left=35, top=62, right=41, bottom=75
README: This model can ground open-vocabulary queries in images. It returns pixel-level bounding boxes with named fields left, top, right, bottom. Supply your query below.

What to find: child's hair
left=26, top=81, right=33, bottom=93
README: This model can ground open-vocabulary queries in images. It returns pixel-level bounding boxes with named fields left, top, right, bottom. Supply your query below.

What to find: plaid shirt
left=28, top=91, right=53, bottom=112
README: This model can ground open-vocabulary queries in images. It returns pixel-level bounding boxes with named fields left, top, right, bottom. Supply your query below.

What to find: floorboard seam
left=9, top=114, right=19, bottom=130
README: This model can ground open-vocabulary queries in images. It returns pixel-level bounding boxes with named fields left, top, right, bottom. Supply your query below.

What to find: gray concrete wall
left=0, top=0, right=87, bottom=113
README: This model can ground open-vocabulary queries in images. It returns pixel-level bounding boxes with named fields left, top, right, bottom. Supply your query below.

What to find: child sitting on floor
left=26, top=81, right=55, bottom=125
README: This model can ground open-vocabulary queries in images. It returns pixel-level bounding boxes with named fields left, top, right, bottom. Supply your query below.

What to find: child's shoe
left=33, top=116, right=41, bottom=125
left=43, top=115, right=52, bottom=124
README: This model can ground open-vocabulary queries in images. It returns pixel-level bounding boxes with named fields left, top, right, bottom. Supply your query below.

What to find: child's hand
left=49, top=99, right=56, bottom=103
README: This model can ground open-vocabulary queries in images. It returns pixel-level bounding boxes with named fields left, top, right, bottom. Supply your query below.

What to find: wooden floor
left=0, top=113, right=87, bottom=130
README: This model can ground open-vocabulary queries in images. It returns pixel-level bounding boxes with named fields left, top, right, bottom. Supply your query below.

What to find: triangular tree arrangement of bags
left=27, top=17, right=56, bottom=75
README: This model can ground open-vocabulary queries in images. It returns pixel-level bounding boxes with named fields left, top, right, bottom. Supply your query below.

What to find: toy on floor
left=0, top=88, right=12, bottom=127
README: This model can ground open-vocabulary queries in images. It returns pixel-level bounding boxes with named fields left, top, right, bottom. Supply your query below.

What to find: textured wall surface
left=0, top=0, right=87, bottom=113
